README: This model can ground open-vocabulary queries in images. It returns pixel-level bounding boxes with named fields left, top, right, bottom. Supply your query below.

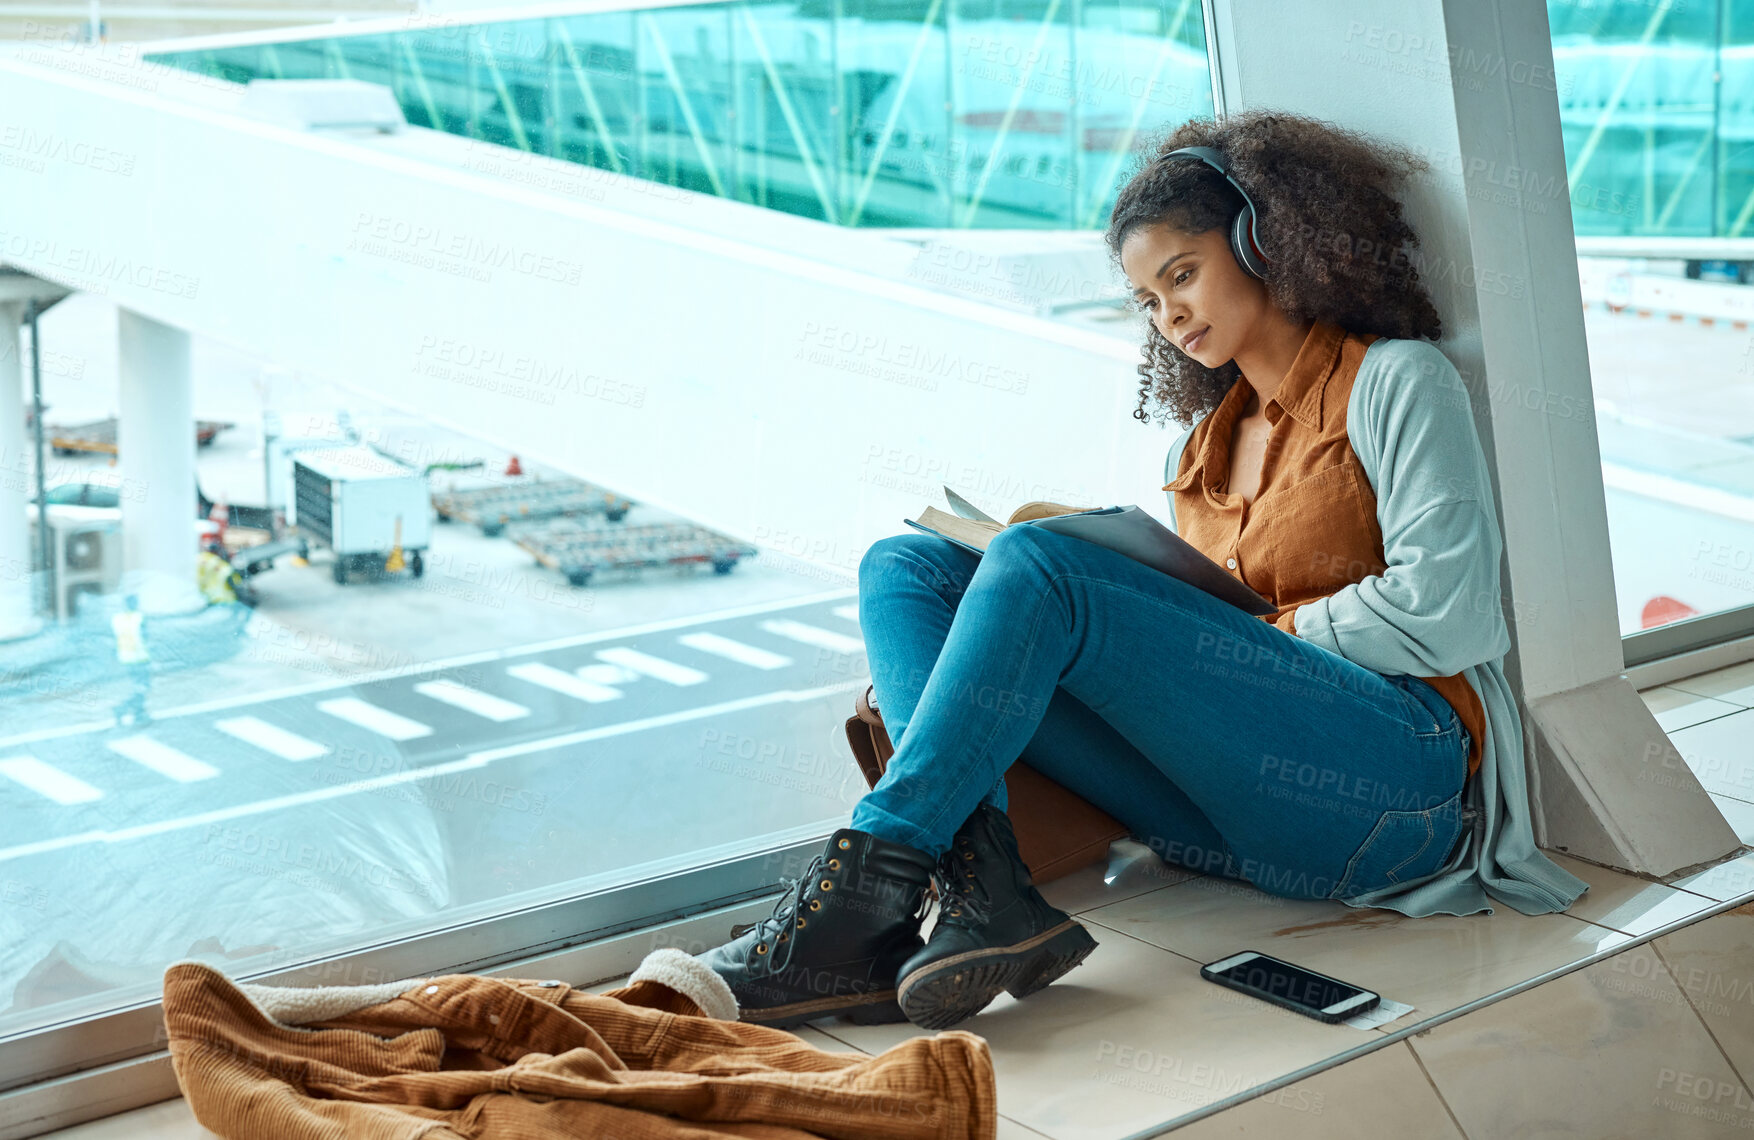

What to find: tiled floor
left=36, top=665, right=1754, bottom=1140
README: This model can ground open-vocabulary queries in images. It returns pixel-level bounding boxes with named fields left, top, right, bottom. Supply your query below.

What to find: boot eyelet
left=809, top=899, right=822, bottom=911
left=950, top=908, right=962, bottom=917
left=837, top=838, right=851, bottom=849
left=796, top=917, right=806, bottom=928
left=962, top=851, right=975, bottom=860
left=965, top=871, right=975, bottom=879
left=755, top=943, right=767, bottom=954
left=820, top=879, right=834, bottom=891
left=827, top=858, right=840, bottom=870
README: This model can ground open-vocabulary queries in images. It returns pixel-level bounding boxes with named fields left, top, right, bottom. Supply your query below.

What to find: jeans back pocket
left=1331, top=790, right=1466, bottom=900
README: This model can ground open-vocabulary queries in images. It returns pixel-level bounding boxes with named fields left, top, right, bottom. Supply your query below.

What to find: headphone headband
left=1157, top=145, right=1269, bottom=279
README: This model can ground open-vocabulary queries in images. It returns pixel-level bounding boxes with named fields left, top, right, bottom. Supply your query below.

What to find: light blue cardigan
left=1161, top=337, right=1589, bottom=917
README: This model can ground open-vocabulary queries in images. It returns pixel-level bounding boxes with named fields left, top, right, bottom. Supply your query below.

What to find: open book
left=904, top=486, right=1276, bottom=617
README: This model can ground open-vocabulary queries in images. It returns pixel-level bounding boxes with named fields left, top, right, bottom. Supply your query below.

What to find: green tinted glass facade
left=1551, top=0, right=1754, bottom=236
left=148, top=0, right=1212, bottom=229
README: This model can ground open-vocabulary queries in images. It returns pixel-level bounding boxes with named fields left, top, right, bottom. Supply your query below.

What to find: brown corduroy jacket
left=163, top=949, right=996, bottom=1139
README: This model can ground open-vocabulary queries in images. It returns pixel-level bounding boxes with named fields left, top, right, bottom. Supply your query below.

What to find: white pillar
left=118, top=308, right=204, bottom=615
left=0, top=302, right=40, bottom=640
left=1208, top=0, right=1739, bottom=876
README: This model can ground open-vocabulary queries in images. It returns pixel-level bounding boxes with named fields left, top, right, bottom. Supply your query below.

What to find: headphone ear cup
left=1231, top=208, right=1268, bottom=280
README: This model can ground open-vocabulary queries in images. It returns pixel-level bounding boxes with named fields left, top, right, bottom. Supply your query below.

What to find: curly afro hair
left=1105, top=110, right=1444, bottom=428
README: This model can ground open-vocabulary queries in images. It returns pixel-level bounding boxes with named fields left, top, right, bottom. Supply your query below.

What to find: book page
left=1006, top=500, right=1094, bottom=525
left=912, top=505, right=1004, bottom=551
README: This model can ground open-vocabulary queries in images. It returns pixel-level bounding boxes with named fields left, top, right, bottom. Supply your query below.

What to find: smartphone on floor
left=1200, top=951, right=1380, bottom=1024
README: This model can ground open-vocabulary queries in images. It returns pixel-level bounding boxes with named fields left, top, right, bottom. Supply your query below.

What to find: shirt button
left=424, top=985, right=439, bottom=995
left=1226, top=557, right=1237, bottom=570
left=537, top=980, right=564, bottom=988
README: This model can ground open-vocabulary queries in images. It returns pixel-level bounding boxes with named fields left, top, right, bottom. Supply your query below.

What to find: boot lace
left=747, top=854, right=823, bottom=976
left=935, top=837, right=993, bottom=927
left=732, top=850, right=934, bottom=974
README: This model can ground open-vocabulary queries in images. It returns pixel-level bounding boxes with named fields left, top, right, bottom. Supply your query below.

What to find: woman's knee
left=860, top=533, right=968, bottom=593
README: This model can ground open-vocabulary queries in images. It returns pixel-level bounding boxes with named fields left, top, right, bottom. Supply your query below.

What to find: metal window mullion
left=475, top=28, right=533, bottom=151
left=400, top=37, right=445, bottom=132
left=1567, top=1, right=1678, bottom=191
left=324, top=39, right=352, bottom=81
left=554, top=20, right=626, bottom=175
left=845, top=0, right=947, bottom=227
left=639, top=11, right=726, bottom=196
left=954, top=0, right=1065, bottom=229
left=1076, top=0, right=1197, bottom=229
left=738, top=5, right=837, bottom=223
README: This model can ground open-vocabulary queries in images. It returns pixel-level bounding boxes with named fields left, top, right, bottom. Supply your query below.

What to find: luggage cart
left=431, top=477, right=632, bottom=536
left=508, top=518, right=757, bottom=587
left=50, top=416, right=233, bottom=456
left=289, top=446, right=432, bottom=584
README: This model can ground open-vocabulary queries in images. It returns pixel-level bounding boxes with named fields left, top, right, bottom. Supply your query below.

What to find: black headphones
left=1158, top=146, right=1270, bottom=280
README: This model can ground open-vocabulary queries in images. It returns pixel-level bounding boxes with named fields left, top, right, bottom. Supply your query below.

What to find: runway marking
left=215, top=716, right=328, bottom=761
left=0, top=679, right=867, bottom=863
left=0, top=756, right=103, bottom=805
left=676, top=631, right=792, bottom=670
left=596, top=646, right=709, bottom=686
left=759, top=619, right=865, bottom=655
left=832, top=604, right=860, bottom=623
left=0, top=587, right=859, bottom=752
left=506, top=662, right=623, bottom=702
left=413, top=679, right=530, bottom=722
left=107, top=737, right=220, bottom=783
left=578, top=663, right=641, bottom=685
left=315, top=698, right=433, bottom=741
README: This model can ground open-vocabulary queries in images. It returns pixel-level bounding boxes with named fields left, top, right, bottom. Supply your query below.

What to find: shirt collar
left=1160, top=319, right=1348, bottom=494
left=1268, top=319, right=1346, bottom=432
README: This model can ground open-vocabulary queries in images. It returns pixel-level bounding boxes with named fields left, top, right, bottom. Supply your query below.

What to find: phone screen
left=1207, top=954, right=1370, bottom=1013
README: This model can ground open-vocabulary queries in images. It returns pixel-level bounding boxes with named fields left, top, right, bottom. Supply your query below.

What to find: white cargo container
left=289, top=446, right=432, bottom=584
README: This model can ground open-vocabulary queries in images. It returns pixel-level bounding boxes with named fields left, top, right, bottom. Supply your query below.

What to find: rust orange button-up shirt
left=1162, top=319, right=1485, bottom=776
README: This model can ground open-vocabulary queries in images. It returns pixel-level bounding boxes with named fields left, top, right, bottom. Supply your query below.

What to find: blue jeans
left=847, top=525, right=1472, bottom=902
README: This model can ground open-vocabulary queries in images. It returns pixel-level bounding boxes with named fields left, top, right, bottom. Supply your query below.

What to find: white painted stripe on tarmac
left=832, top=604, right=860, bottom=623
left=316, top=698, right=433, bottom=740
left=596, top=646, right=709, bottom=686
left=0, top=588, right=859, bottom=752
left=506, top=662, right=623, bottom=702
left=759, top=619, right=865, bottom=655
left=107, top=737, right=220, bottom=783
left=215, top=716, right=329, bottom=761
left=0, top=756, right=103, bottom=804
left=413, top=679, right=530, bottom=722
left=0, top=679, right=867, bottom=863
left=676, top=631, right=792, bottom=670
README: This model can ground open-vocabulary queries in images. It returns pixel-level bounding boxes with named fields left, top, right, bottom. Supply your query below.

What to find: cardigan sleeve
left=1159, top=424, right=1196, bottom=535
left=1290, top=340, right=1512, bottom=676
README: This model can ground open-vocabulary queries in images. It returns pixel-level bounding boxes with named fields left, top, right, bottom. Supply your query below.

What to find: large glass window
left=2, top=0, right=1213, bottom=1059
left=1549, top=0, right=1754, bottom=640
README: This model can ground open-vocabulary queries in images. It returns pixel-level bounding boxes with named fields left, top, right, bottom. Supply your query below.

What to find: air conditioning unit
left=27, top=507, right=123, bottom=620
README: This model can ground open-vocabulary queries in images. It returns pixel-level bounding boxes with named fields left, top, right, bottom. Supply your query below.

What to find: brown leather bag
left=845, top=683, right=1129, bottom=884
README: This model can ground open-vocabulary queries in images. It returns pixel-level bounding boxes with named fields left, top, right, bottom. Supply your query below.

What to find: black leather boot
left=695, top=827, right=937, bottom=1029
left=895, top=803, right=1098, bottom=1029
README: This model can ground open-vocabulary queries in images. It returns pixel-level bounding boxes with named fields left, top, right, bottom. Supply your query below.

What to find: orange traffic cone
left=505, top=455, right=523, bottom=477
left=1641, top=595, right=1698, bottom=630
